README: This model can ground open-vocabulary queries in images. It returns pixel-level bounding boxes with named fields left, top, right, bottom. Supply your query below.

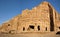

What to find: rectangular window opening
left=46, top=27, right=47, bottom=31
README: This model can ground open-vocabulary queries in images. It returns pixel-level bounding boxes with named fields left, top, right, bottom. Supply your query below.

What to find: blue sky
left=0, top=0, right=60, bottom=24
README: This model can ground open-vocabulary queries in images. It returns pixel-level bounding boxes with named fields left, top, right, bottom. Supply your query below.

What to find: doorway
left=38, top=26, right=40, bottom=31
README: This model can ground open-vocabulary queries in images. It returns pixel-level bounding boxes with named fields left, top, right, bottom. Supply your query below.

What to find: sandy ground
left=0, top=32, right=59, bottom=37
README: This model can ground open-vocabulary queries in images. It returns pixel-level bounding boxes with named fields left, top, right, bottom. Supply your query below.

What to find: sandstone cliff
left=0, top=1, right=60, bottom=34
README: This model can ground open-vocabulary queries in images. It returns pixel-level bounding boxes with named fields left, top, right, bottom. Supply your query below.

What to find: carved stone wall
left=0, top=1, right=60, bottom=34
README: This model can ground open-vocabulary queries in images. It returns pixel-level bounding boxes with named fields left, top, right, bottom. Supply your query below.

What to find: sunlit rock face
left=0, top=1, right=60, bottom=34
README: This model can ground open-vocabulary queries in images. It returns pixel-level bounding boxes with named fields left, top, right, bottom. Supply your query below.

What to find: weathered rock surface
left=0, top=1, right=60, bottom=37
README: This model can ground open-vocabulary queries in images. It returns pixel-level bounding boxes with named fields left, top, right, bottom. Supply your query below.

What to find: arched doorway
left=38, top=26, right=40, bottom=31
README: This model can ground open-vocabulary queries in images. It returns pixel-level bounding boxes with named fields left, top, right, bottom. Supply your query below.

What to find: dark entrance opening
left=29, top=25, right=34, bottom=29
left=38, top=26, right=40, bottom=31
left=46, top=27, right=47, bottom=31
left=48, top=4, right=54, bottom=31
left=8, top=24, right=10, bottom=26
left=56, top=31, right=60, bottom=35
left=59, top=27, right=60, bottom=29
left=23, top=27, right=25, bottom=31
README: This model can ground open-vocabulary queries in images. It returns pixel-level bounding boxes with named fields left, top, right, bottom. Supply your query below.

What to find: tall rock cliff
left=0, top=1, right=60, bottom=34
